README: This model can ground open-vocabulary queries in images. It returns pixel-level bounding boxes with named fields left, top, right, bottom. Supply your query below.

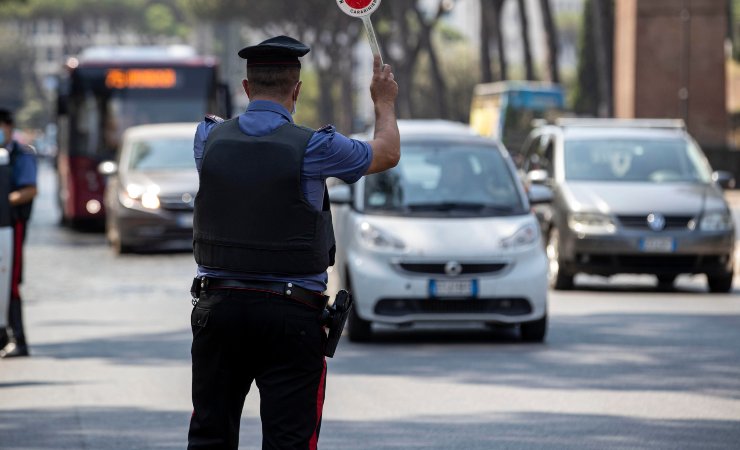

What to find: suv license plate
left=639, top=237, right=675, bottom=253
left=429, top=279, right=478, bottom=298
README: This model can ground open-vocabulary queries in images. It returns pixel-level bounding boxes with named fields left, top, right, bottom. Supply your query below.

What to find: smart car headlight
left=568, top=212, right=616, bottom=234
left=500, top=223, right=539, bottom=249
left=700, top=211, right=733, bottom=232
left=359, top=222, right=406, bottom=251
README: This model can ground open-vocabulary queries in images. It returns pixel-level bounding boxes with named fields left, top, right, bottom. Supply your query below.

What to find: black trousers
left=188, top=288, right=328, bottom=450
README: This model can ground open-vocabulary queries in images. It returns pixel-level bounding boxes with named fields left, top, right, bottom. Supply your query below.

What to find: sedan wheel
left=546, top=228, right=574, bottom=290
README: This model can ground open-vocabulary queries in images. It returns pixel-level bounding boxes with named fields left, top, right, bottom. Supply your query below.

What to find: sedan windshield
left=564, top=137, right=712, bottom=183
left=363, top=142, right=525, bottom=216
left=128, top=138, right=194, bottom=171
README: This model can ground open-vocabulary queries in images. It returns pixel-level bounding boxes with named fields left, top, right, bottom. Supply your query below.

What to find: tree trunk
left=414, top=3, right=448, bottom=118
left=539, top=0, right=560, bottom=83
left=317, top=69, right=335, bottom=126
left=480, top=0, right=494, bottom=83
left=590, top=0, right=612, bottom=117
left=493, top=0, right=508, bottom=80
left=517, top=0, right=536, bottom=80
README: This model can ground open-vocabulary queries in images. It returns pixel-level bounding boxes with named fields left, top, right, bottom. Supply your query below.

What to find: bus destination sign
left=105, top=68, right=178, bottom=89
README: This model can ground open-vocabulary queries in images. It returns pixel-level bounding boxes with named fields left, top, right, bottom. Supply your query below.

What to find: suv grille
left=617, top=215, right=693, bottom=230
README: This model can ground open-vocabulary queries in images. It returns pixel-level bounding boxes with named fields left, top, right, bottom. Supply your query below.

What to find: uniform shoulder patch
left=316, top=124, right=335, bottom=133
left=204, top=114, right=225, bottom=124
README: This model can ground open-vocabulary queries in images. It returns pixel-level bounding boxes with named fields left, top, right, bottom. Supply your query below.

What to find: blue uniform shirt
left=193, top=100, right=372, bottom=292
left=9, top=141, right=37, bottom=190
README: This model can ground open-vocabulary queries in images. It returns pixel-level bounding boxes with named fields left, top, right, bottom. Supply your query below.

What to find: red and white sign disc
left=336, top=0, right=381, bottom=17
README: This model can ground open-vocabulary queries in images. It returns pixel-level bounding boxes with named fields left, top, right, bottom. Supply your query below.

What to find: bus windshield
left=66, top=66, right=215, bottom=160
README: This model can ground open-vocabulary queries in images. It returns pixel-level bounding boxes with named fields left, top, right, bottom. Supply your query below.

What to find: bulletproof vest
left=193, top=119, right=336, bottom=275
left=9, top=142, right=33, bottom=223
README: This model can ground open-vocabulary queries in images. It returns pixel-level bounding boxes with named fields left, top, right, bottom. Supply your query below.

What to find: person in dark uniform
left=188, top=36, right=400, bottom=449
left=0, top=108, right=37, bottom=358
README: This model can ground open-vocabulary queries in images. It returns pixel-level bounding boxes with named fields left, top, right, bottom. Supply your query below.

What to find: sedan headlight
left=700, top=211, right=734, bottom=232
left=568, top=212, right=616, bottom=234
left=122, top=183, right=161, bottom=210
left=500, top=223, right=539, bottom=249
left=359, top=222, right=406, bottom=251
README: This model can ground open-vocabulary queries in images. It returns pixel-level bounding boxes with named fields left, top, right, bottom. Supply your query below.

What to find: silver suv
left=521, top=119, right=736, bottom=292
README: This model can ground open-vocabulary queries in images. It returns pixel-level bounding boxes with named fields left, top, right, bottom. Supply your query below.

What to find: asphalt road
left=0, top=161, right=739, bottom=449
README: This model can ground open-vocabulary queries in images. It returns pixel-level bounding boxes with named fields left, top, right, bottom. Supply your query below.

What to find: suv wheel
left=546, top=228, right=574, bottom=290
left=656, top=275, right=676, bottom=291
left=521, top=314, right=547, bottom=342
left=707, top=272, right=734, bottom=293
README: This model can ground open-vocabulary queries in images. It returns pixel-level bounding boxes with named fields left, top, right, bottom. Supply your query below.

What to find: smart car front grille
left=398, top=262, right=507, bottom=275
left=374, top=298, right=532, bottom=316
left=617, top=215, right=694, bottom=230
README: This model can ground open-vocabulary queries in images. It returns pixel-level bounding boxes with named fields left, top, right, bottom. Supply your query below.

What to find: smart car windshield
left=564, top=137, right=712, bottom=183
left=128, top=138, right=194, bottom=171
left=363, top=142, right=526, bottom=216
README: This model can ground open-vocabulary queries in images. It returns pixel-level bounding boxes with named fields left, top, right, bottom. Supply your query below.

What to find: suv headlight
left=500, top=223, right=539, bottom=249
left=359, top=222, right=406, bottom=251
left=568, top=212, right=616, bottom=234
left=700, top=211, right=733, bottom=232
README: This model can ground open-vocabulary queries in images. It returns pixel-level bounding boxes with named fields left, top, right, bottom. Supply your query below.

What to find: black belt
left=199, top=277, right=328, bottom=310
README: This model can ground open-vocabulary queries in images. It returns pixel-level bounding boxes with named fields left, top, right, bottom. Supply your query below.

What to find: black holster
left=320, top=290, right=353, bottom=358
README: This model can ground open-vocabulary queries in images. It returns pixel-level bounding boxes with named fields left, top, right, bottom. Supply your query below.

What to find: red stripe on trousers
left=309, top=358, right=327, bottom=450
left=11, top=221, right=24, bottom=300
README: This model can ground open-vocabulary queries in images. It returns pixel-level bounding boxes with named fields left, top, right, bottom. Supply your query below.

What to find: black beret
left=238, top=35, right=310, bottom=67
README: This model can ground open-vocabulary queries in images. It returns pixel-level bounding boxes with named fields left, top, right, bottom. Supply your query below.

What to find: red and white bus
left=56, top=45, right=231, bottom=226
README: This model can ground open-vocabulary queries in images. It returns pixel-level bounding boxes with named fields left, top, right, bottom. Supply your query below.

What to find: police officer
left=0, top=109, right=37, bottom=358
left=188, top=36, right=399, bottom=449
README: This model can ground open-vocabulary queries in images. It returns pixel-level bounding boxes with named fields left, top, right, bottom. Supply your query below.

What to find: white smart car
left=329, top=120, right=549, bottom=342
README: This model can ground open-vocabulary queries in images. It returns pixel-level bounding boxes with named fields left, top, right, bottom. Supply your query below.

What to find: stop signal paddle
left=336, top=0, right=384, bottom=64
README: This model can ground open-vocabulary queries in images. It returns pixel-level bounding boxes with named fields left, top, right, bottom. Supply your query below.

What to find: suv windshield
left=128, top=138, right=194, bottom=171
left=564, top=137, right=712, bottom=183
left=363, top=142, right=525, bottom=217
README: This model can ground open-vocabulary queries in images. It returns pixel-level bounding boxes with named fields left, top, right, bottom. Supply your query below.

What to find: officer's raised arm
left=366, top=55, right=400, bottom=175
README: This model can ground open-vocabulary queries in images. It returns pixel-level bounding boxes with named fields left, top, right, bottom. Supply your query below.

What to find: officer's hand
left=370, top=56, right=398, bottom=107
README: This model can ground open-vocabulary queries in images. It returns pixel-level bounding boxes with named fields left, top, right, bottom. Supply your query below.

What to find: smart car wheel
left=707, top=272, right=733, bottom=294
left=520, top=314, right=547, bottom=342
left=346, top=269, right=372, bottom=342
left=546, top=227, right=574, bottom=290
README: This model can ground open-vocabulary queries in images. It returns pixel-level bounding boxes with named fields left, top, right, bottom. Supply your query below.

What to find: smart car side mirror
left=712, top=171, right=735, bottom=190
left=98, top=161, right=118, bottom=176
left=528, top=184, right=553, bottom=205
left=328, top=184, right=352, bottom=205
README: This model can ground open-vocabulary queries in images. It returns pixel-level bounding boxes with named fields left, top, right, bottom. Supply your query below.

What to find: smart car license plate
left=639, top=237, right=675, bottom=253
left=177, top=213, right=194, bottom=228
left=429, top=279, right=478, bottom=297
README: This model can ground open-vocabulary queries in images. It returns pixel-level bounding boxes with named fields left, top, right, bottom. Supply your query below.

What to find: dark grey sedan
left=521, top=119, right=735, bottom=292
left=100, top=123, right=198, bottom=254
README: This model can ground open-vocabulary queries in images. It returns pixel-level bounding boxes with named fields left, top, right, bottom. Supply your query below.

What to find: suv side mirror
left=328, top=184, right=352, bottom=205
left=528, top=184, right=553, bottom=205
left=712, top=171, right=735, bottom=190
